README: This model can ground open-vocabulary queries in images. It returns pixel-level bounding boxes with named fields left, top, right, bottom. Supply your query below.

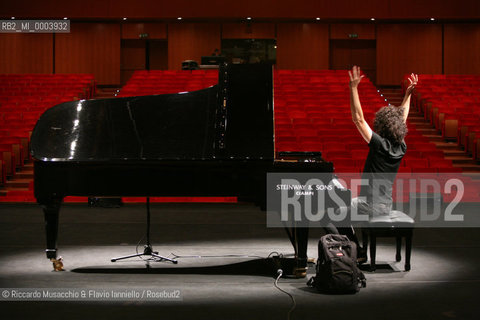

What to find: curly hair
left=373, top=106, right=407, bottom=145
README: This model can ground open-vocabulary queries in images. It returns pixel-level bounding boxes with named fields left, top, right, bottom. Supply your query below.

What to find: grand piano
left=30, top=64, right=350, bottom=276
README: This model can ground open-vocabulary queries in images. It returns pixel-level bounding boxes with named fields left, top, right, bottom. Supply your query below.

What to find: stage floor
left=0, top=203, right=479, bottom=320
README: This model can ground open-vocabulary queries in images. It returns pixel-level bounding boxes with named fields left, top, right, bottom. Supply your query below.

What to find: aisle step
left=434, top=142, right=464, bottom=150
left=453, top=164, right=480, bottom=172
left=423, top=134, right=444, bottom=142
left=14, top=172, right=34, bottom=179
left=445, top=156, right=477, bottom=165
left=5, top=179, right=31, bottom=189
left=444, top=149, right=468, bottom=157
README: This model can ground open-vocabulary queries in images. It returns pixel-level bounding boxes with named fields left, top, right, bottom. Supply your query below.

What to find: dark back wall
left=1, top=21, right=480, bottom=85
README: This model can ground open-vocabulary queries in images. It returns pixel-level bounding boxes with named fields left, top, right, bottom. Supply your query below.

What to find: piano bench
left=361, top=210, right=414, bottom=272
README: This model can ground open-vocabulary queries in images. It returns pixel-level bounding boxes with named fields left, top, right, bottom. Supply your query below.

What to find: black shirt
left=360, top=132, right=407, bottom=214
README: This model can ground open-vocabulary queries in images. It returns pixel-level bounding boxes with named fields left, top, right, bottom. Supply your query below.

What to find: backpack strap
left=357, top=270, right=367, bottom=288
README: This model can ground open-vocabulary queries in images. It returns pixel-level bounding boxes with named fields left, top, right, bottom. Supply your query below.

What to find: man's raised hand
left=406, top=73, right=418, bottom=93
left=349, top=65, right=365, bottom=89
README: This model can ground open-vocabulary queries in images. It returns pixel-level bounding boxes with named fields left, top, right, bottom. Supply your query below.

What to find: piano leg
left=283, top=226, right=309, bottom=277
left=294, top=227, right=309, bottom=262
left=293, top=227, right=309, bottom=277
left=40, top=198, right=62, bottom=260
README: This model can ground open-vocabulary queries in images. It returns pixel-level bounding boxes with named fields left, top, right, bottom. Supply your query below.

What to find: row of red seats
left=275, top=71, right=382, bottom=162
left=0, top=87, right=91, bottom=96
left=0, top=79, right=93, bottom=86
left=133, top=69, right=219, bottom=76
left=0, top=74, right=95, bottom=101
left=0, top=73, right=96, bottom=187
left=119, top=70, right=218, bottom=97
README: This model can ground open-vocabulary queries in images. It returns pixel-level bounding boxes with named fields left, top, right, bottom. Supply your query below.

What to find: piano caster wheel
left=50, top=257, right=65, bottom=272
left=293, top=267, right=307, bottom=278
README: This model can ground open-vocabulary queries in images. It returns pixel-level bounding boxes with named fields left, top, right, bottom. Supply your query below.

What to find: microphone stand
left=111, top=197, right=178, bottom=264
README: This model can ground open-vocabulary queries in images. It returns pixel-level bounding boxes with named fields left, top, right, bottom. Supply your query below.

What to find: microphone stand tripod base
left=111, top=245, right=178, bottom=264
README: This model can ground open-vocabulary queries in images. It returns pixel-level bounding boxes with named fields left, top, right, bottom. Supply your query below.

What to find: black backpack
left=307, top=234, right=366, bottom=294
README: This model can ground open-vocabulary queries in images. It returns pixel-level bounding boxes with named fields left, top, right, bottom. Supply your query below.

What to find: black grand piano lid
left=30, top=87, right=218, bottom=161
left=30, top=64, right=274, bottom=162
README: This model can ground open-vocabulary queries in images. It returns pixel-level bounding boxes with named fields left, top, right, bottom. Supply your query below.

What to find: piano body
left=30, top=64, right=349, bottom=276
